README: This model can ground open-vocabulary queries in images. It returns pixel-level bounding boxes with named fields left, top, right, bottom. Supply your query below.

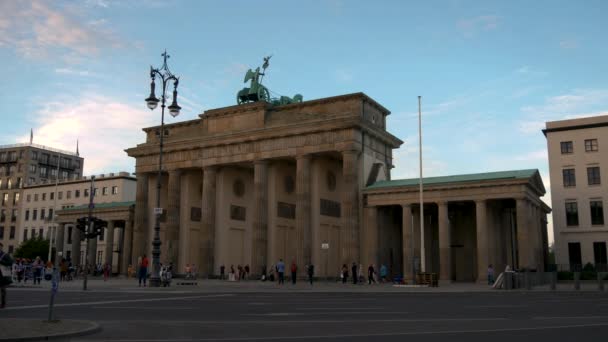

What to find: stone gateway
left=126, top=93, right=550, bottom=282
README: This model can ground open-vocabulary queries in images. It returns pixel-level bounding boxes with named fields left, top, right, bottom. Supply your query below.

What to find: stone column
left=104, top=220, right=115, bottom=267
left=251, top=160, right=269, bottom=276
left=341, top=150, right=360, bottom=264
left=132, top=173, right=148, bottom=262
left=437, top=201, right=451, bottom=282
left=121, top=219, right=133, bottom=276
left=166, top=170, right=181, bottom=264
left=516, top=198, right=530, bottom=269
left=71, top=226, right=82, bottom=267
left=55, top=223, right=65, bottom=263
left=402, top=204, right=414, bottom=280
left=201, top=166, right=217, bottom=276
left=475, top=199, right=488, bottom=283
left=365, top=206, right=378, bottom=268
left=87, top=233, right=98, bottom=268
left=296, top=155, right=312, bottom=267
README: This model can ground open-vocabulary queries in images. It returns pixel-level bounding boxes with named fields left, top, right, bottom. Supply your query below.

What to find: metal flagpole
left=418, top=96, right=425, bottom=273
left=49, top=156, right=61, bottom=263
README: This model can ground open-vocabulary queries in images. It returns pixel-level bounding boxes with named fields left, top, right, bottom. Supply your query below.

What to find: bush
left=13, top=237, right=49, bottom=261
left=557, top=271, right=573, bottom=280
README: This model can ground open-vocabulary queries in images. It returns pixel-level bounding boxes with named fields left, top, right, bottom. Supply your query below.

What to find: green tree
left=13, top=237, right=49, bottom=261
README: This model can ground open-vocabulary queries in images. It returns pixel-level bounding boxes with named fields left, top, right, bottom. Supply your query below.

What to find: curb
left=0, top=320, right=101, bottom=342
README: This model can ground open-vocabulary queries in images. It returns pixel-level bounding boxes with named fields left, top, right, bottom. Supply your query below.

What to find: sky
left=1, top=0, right=608, bottom=243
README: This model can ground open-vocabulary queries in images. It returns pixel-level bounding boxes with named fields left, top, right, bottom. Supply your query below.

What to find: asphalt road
left=2, top=287, right=608, bottom=341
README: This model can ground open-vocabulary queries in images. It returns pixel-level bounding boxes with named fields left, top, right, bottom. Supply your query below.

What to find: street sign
left=321, top=243, right=329, bottom=250
left=154, top=208, right=163, bottom=215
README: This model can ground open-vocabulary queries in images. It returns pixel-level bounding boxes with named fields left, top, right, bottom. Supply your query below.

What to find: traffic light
left=76, top=217, right=88, bottom=233
left=93, top=217, right=106, bottom=237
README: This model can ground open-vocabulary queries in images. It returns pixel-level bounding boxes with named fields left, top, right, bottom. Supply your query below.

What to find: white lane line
left=465, top=305, right=528, bottom=308
left=93, top=317, right=508, bottom=325
left=243, top=311, right=408, bottom=316
left=82, top=322, right=608, bottom=341
left=534, top=316, right=608, bottom=320
left=92, top=306, right=200, bottom=310
left=296, top=307, right=386, bottom=310
left=3, top=294, right=233, bottom=310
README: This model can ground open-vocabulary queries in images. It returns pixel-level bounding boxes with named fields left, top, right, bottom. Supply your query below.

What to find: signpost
left=47, top=267, right=59, bottom=322
left=321, top=243, right=329, bottom=281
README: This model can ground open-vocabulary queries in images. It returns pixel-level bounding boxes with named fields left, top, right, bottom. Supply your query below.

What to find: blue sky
left=1, top=0, right=608, bottom=240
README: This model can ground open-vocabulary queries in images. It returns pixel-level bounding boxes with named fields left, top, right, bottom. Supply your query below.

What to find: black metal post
left=83, top=176, right=95, bottom=291
left=150, top=86, right=166, bottom=288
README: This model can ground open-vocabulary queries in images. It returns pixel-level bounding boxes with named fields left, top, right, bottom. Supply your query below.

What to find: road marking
left=87, top=322, right=608, bottom=341
left=465, top=305, right=528, bottom=308
left=243, top=311, right=409, bottom=316
left=92, top=306, right=200, bottom=309
left=94, top=317, right=508, bottom=325
left=3, top=294, right=233, bottom=311
left=296, top=307, right=386, bottom=310
left=534, top=316, right=608, bottom=320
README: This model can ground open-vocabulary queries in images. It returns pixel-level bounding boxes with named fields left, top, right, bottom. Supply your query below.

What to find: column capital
left=401, top=203, right=412, bottom=209
left=168, top=169, right=182, bottom=175
left=253, top=159, right=269, bottom=166
left=296, top=154, right=312, bottom=161
left=474, top=198, right=487, bottom=204
left=436, top=200, right=448, bottom=206
left=341, top=149, right=360, bottom=156
left=203, top=165, right=218, bottom=172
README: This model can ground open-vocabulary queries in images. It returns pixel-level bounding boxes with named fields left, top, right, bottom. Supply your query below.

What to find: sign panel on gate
left=154, top=208, right=163, bottom=215
left=321, top=243, right=329, bottom=250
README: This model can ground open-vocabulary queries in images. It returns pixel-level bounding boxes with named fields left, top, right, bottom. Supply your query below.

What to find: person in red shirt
left=138, top=255, right=149, bottom=287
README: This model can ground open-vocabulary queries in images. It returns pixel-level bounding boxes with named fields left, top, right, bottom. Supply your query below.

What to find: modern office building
left=544, top=115, right=608, bottom=270
left=0, top=142, right=83, bottom=254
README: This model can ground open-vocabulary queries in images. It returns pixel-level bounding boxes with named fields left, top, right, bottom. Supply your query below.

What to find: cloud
left=18, top=94, right=158, bottom=175
left=457, top=15, right=500, bottom=36
left=514, top=149, right=547, bottom=163
left=0, top=0, right=124, bottom=61
left=334, top=69, right=354, bottom=82
left=54, top=67, right=100, bottom=77
left=559, top=39, right=578, bottom=49
left=391, top=136, right=448, bottom=179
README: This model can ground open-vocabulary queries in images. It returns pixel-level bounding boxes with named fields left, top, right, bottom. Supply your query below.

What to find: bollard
left=574, top=272, right=581, bottom=291
left=599, top=273, right=605, bottom=292
left=550, top=272, right=557, bottom=291
left=504, top=272, right=513, bottom=290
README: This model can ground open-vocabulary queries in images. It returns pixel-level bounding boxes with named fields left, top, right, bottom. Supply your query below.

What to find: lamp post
left=144, top=50, right=181, bottom=287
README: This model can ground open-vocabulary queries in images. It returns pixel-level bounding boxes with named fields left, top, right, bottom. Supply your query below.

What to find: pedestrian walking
left=341, top=264, right=348, bottom=284
left=290, top=261, right=298, bottom=285
left=307, top=264, right=314, bottom=285
left=103, top=263, right=111, bottom=281
left=487, top=264, right=495, bottom=285
left=368, top=264, right=376, bottom=284
left=351, top=262, right=358, bottom=284
left=138, top=255, right=149, bottom=287
left=32, top=256, right=43, bottom=285
left=244, top=264, right=250, bottom=280
left=380, top=264, right=388, bottom=283
left=0, top=242, right=15, bottom=309
left=277, top=259, right=285, bottom=285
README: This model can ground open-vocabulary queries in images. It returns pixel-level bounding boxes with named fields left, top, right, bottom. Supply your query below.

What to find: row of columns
left=367, top=197, right=545, bottom=283
left=55, top=218, right=133, bottom=274
left=133, top=150, right=360, bottom=276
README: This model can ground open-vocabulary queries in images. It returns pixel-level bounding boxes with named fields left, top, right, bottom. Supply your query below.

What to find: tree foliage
left=13, top=237, right=49, bottom=261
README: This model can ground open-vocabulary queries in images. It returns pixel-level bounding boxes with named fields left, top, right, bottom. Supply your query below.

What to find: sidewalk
left=8, top=277, right=607, bottom=293
left=0, top=319, right=100, bottom=341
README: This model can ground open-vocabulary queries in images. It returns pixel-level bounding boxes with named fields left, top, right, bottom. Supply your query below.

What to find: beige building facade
left=21, top=172, right=135, bottom=270
left=126, top=93, right=550, bottom=281
left=0, top=142, right=83, bottom=254
left=544, top=115, right=608, bottom=270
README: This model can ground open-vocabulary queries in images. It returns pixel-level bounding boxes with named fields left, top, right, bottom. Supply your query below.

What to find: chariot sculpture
left=237, top=56, right=303, bottom=106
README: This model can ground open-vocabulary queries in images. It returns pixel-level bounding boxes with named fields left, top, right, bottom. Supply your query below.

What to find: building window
left=94, top=188, right=98, bottom=196
left=50, top=168, right=57, bottom=178
left=48, top=209, right=53, bottom=220
left=7, top=179, right=11, bottom=189
left=34, top=193, right=38, bottom=201
left=75, top=190, right=80, bottom=198
left=102, top=187, right=108, bottom=196
left=23, top=229, right=28, bottom=241
left=590, top=200, right=604, bottom=225
left=561, top=141, right=574, bottom=154
left=112, top=186, right=118, bottom=195
left=26, top=194, right=31, bottom=202
left=67, top=191, right=71, bottom=199
left=11, top=209, right=16, bottom=222
left=41, top=209, right=46, bottom=220
left=13, top=193, right=19, bottom=205
left=16, top=177, right=22, bottom=188
left=9, top=226, right=15, bottom=239
left=565, top=202, right=579, bottom=226
left=39, top=166, right=47, bottom=178
left=0, top=209, right=5, bottom=222
left=2, top=193, right=7, bottom=206
left=29, top=164, right=36, bottom=173
left=39, top=228, right=43, bottom=238
left=61, top=171, right=68, bottom=179
left=58, top=192, right=63, bottom=200
left=33, top=209, right=37, bottom=221
left=28, top=177, right=35, bottom=185
left=31, top=151, right=38, bottom=160
left=587, top=167, right=601, bottom=185
left=42, top=193, right=46, bottom=201
left=84, top=189, right=89, bottom=197
left=50, top=192, right=54, bottom=200
left=594, top=242, right=608, bottom=267
left=568, top=242, right=582, bottom=271
left=585, top=139, right=599, bottom=152
left=25, top=210, right=29, bottom=221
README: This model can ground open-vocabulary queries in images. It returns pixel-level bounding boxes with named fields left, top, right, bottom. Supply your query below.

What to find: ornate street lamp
left=145, top=50, right=181, bottom=287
